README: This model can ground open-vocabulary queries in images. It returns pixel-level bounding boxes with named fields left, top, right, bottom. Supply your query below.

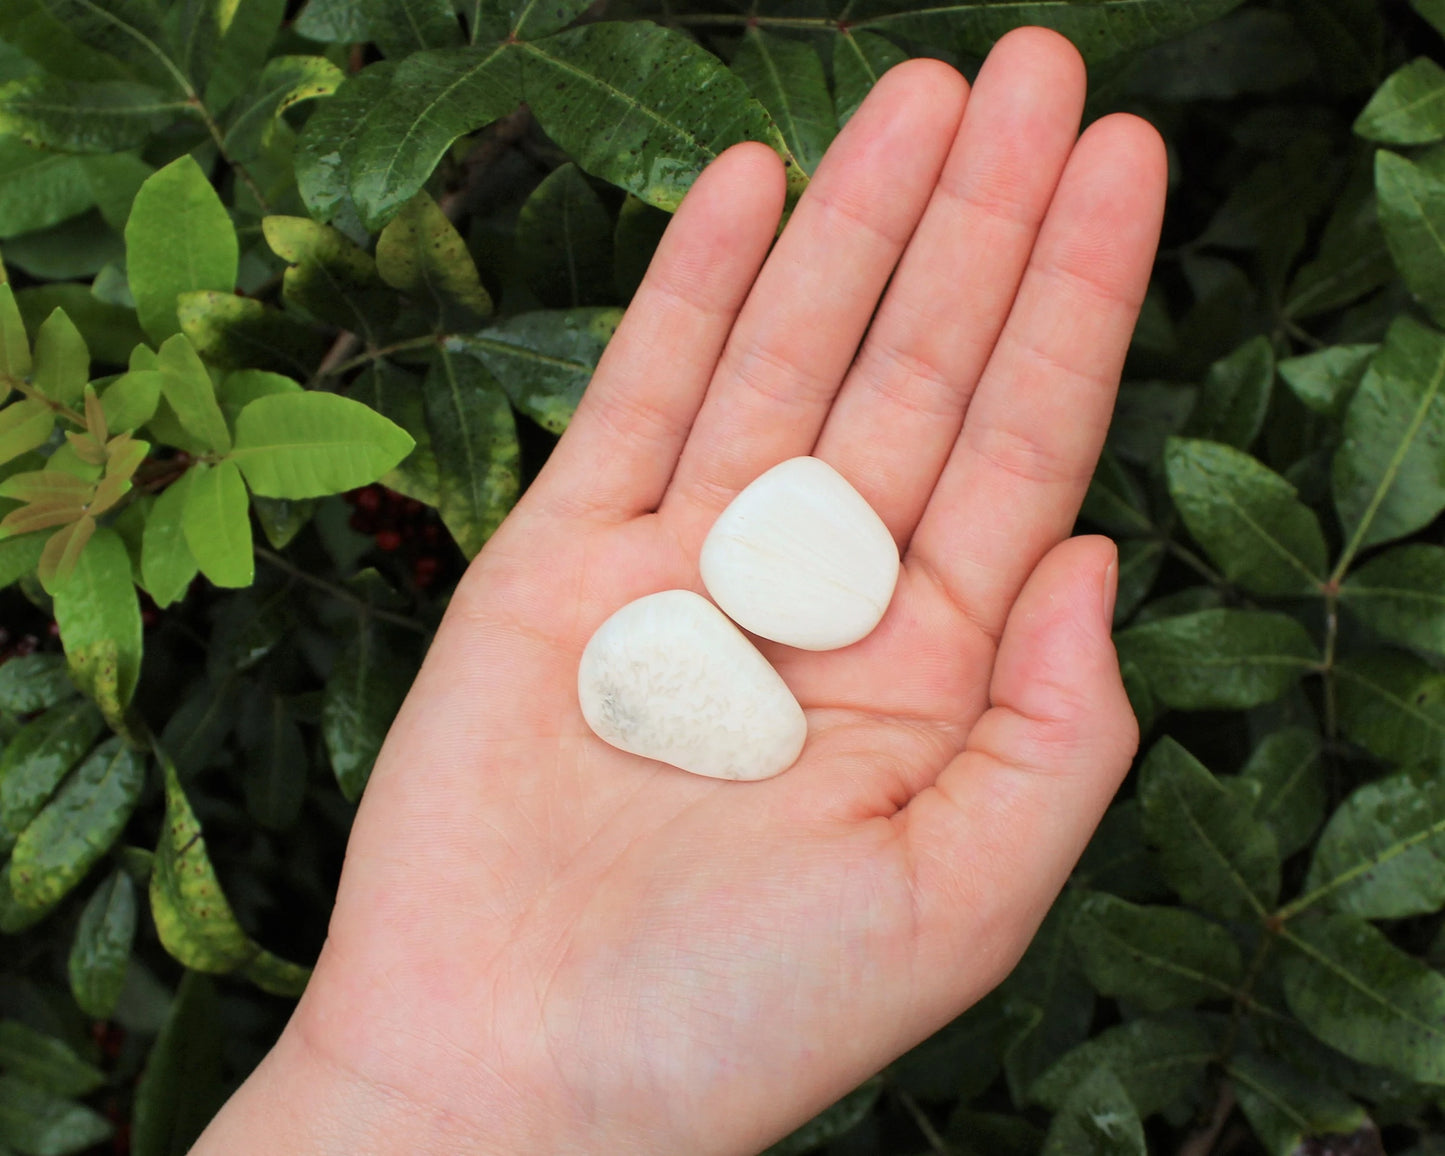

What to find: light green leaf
left=29, top=310, right=87, bottom=409
left=1355, top=57, right=1445, bottom=144
left=1281, top=913, right=1445, bottom=1083
left=1227, top=1052, right=1368, bottom=1156
left=0, top=283, right=30, bottom=383
left=100, top=371, right=162, bottom=434
left=322, top=623, right=413, bottom=802
left=1183, top=335, right=1274, bottom=450
left=1116, top=610, right=1320, bottom=712
left=9, top=737, right=145, bottom=911
left=1376, top=150, right=1445, bottom=328
left=424, top=347, right=517, bottom=556
left=731, top=29, right=834, bottom=176
left=518, top=22, right=807, bottom=212
left=0, top=401, right=54, bottom=468
left=293, top=60, right=399, bottom=226
left=375, top=191, right=492, bottom=327
left=0, top=699, right=104, bottom=851
left=68, top=869, right=137, bottom=1019
left=1278, top=344, right=1376, bottom=417
left=833, top=30, right=906, bottom=128
left=1300, top=766, right=1445, bottom=920
left=0, top=139, right=93, bottom=240
left=0, top=535, right=44, bottom=590
left=1030, top=1016, right=1215, bottom=1120
left=130, top=971, right=224, bottom=1156
left=0, top=1074, right=111, bottom=1156
left=141, top=471, right=199, bottom=608
left=1241, top=727, right=1326, bottom=859
left=1342, top=544, right=1445, bottom=658
left=262, top=216, right=394, bottom=339
left=1070, top=891, right=1242, bottom=1012
left=514, top=164, right=613, bottom=308
left=176, top=290, right=329, bottom=377
left=1040, top=1067, right=1146, bottom=1156
left=1336, top=651, right=1445, bottom=768
left=51, top=527, right=143, bottom=717
left=181, top=460, right=252, bottom=588
left=1164, top=438, right=1326, bottom=595
left=222, top=53, right=344, bottom=163
left=0, top=654, right=74, bottom=714
left=1332, top=316, right=1445, bottom=556
left=231, top=391, right=416, bottom=498
left=126, top=156, right=238, bottom=344
left=1138, top=735, right=1280, bottom=920
left=458, top=306, right=620, bottom=434
left=0, top=76, right=180, bottom=153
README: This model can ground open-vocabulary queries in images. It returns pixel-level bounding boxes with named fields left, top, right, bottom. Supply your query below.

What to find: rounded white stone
left=700, top=457, right=900, bottom=651
left=577, top=589, right=807, bottom=781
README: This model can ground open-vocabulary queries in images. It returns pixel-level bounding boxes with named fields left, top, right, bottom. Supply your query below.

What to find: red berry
left=356, top=487, right=382, bottom=513
left=141, top=608, right=160, bottom=629
left=15, top=636, right=37, bottom=656
left=403, top=498, right=424, bottom=517
left=46, top=620, right=60, bottom=638
left=414, top=556, right=440, bottom=587
left=375, top=529, right=403, bottom=552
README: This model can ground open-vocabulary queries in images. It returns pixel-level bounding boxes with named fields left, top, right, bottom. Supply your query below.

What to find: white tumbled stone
left=577, top=589, right=807, bottom=781
left=700, top=457, right=900, bottom=651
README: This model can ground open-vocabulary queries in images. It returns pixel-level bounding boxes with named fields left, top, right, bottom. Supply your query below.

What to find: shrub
left=0, top=0, right=1442, bottom=1153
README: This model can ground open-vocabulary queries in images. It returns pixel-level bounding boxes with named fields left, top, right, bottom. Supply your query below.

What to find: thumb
left=902, top=534, right=1139, bottom=990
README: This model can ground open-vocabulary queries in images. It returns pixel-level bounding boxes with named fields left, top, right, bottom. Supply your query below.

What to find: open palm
left=197, top=27, right=1166, bottom=1156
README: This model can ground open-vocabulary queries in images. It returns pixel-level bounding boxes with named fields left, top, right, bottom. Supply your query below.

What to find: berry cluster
left=0, top=627, right=40, bottom=664
left=344, top=485, right=451, bottom=590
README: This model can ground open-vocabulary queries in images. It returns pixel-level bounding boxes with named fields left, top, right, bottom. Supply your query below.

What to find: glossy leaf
left=515, top=164, right=613, bottom=308
left=180, top=461, right=252, bottom=589
left=1342, top=544, right=1445, bottom=658
left=1278, top=343, right=1375, bottom=417
left=1070, top=891, right=1242, bottom=1012
left=1115, top=609, right=1319, bottom=711
left=1040, top=1067, right=1146, bottom=1156
left=157, top=333, right=231, bottom=454
left=1355, top=57, right=1445, bottom=144
left=1183, top=335, right=1273, bottom=450
left=100, top=370, right=162, bottom=434
left=1241, top=727, right=1326, bottom=859
left=731, top=29, right=834, bottom=175
left=1281, top=913, right=1445, bottom=1083
left=1336, top=651, right=1445, bottom=768
left=1376, top=150, right=1445, bottom=327
left=375, top=191, right=492, bottom=327
left=322, top=624, right=413, bottom=802
left=833, top=30, right=907, bottom=128
left=293, top=60, right=400, bottom=225
left=518, top=22, right=807, bottom=212
left=1332, top=316, right=1445, bottom=556
left=1030, top=1016, right=1215, bottom=1120
left=1164, top=437, right=1326, bottom=595
left=1227, top=1052, right=1368, bottom=1156
left=232, top=391, right=416, bottom=498
left=51, top=528, right=143, bottom=719
left=222, top=54, right=344, bottom=164
left=68, top=869, right=137, bottom=1019
left=141, top=471, right=199, bottom=609
left=0, top=1074, right=111, bottom=1156
left=0, top=699, right=104, bottom=851
left=126, top=156, right=238, bottom=344
left=0, top=77, right=179, bottom=153
left=458, top=307, right=620, bottom=433
left=130, top=971, right=224, bottom=1156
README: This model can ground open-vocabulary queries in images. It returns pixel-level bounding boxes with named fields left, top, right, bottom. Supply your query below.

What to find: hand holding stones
left=577, top=457, right=899, bottom=780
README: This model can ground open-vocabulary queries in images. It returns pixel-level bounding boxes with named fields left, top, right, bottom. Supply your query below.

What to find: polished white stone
left=577, top=589, right=807, bottom=781
left=700, top=456, right=900, bottom=651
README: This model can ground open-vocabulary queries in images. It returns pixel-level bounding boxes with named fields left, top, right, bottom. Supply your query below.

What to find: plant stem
left=893, top=1087, right=952, bottom=1156
left=1320, top=587, right=1340, bottom=743
left=1166, top=539, right=1227, bottom=588
left=4, top=375, right=88, bottom=428
left=329, top=335, right=443, bottom=376
left=189, top=95, right=273, bottom=216
left=255, top=547, right=433, bottom=636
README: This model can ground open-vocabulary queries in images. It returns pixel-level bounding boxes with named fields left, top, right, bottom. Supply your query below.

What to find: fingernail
left=1101, top=548, right=1119, bottom=631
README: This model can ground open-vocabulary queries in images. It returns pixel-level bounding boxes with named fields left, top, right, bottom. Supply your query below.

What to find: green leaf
left=231, top=391, right=416, bottom=499
left=0, top=699, right=104, bottom=851
left=1278, top=344, right=1376, bottom=417
left=612, top=194, right=670, bottom=301
left=1284, top=178, right=1393, bottom=321
left=206, top=0, right=286, bottom=113
left=731, top=29, right=834, bottom=176
left=1332, top=316, right=1445, bottom=556
left=261, top=216, right=394, bottom=339
left=0, top=1075, right=111, bottom=1156
left=181, top=460, right=252, bottom=588
left=1376, top=150, right=1445, bottom=328
left=217, top=368, right=301, bottom=427
left=515, top=164, right=614, bottom=308
left=9, top=737, right=145, bottom=911
left=0, top=401, right=54, bottom=469
left=0, top=139, right=93, bottom=240
left=0, top=1023, right=103, bottom=1098
left=518, top=22, right=807, bottom=212
left=1120, top=9, right=1314, bottom=101
left=0, top=77, right=180, bottom=153
left=176, top=290, right=329, bottom=377
left=130, top=972, right=224, bottom=1156
left=1113, top=538, right=1164, bottom=627
left=1071, top=800, right=1170, bottom=903
left=1416, top=0, right=1445, bottom=37
left=1138, top=735, right=1280, bottom=920
left=293, top=60, right=400, bottom=226
left=1300, top=766, right=1445, bottom=920
left=1336, top=651, right=1445, bottom=768
left=322, top=623, right=412, bottom=802
left=100, top=371, right=162, bottom=434
left=294, top=0, right=374, bottom=42
left=424, top=347, right=518, bottom=557
left=888, top=994, right=1010, bottom=1103
left=222, top=53, right=344, bottom=163
left=1241, top=727, right=1326, bottom=859
left=1116, top=610, right=1320, bottom=712
left=68, top=869, right=137, bottom=1019
left=0, top=0, right=133, bottom=81
left=1164, top=438, right=1326, bottom=596
left=126, top=156, right=238, bottom=345
left=1281, top=912, right=1445, bottom=1083
left=15, top=284, right=145, bottom=368
left=16, top=0, right=170, bottom=84
left=1040, top=1067, right=1146, bottom=1156
left=156, top=333, right=231, bottom=454
left=238, top=687, right=306, bottom=831
left=0, top=654, right=74, bottom=714
left=759, top=1077, right=881, bottom=1156
left=1355, top=57, right=1445, bottom=144
left=80, top=152, right=153, bottom=231
left=363, top=0, right=463, bottom=57
left=832, top=30, right=906, bottom=128
left=141, top=472, right=199, bottom=609
left=1070, top=892, right=1242, bottom=1012
left=1183, top=335, right=1273, bottom=450
left=375, top=191, right=492, bottom=327
left=0, top=535, right=43, bottom=590
left=458, top=306, right=621, bottom=433
left=1226, top=1052, right=1368, bottom=1156
left=1342, top=544, right=1445, bottom=658
left=1030, top=1016, right=1215, bottom=1120
left=0, top=284, right=31, bottom=382
left=52, top=528, right=142, bottom=720
left=29, top=311, right=86, bottom=409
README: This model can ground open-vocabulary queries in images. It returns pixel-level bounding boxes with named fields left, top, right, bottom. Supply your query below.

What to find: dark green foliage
left=0, top=1, right=1443, bottom=1153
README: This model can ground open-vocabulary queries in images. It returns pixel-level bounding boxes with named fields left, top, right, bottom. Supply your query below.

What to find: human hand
left=194, top=27, right=1165, bottom=1156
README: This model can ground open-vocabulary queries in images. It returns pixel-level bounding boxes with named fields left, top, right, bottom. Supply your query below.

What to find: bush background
left=2, top=0, right=1445, bottom=1153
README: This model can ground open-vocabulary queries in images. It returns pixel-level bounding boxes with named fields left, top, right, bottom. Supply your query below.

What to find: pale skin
left=194, top=28, right=1166, bottom=1155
